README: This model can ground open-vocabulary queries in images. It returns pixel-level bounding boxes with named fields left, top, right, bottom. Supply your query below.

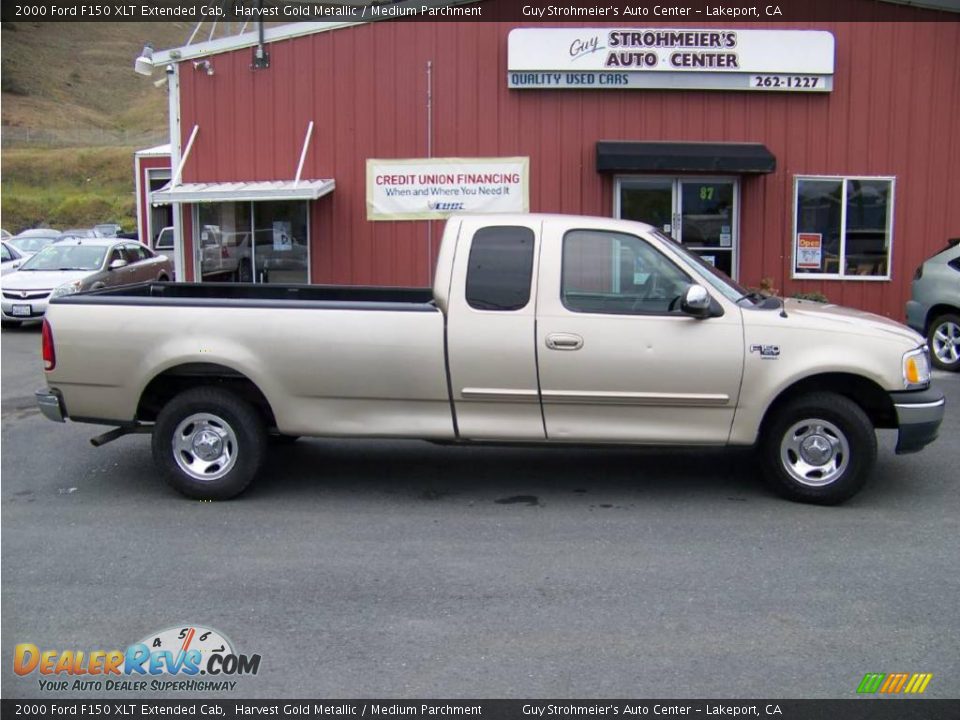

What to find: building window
left=465, top=226, right=535, bottom=311
left=194, top=201, right=308, bottom=284
left=561, top=229, right=691, bottom=315
left=793, top=176, right=894, bottom=280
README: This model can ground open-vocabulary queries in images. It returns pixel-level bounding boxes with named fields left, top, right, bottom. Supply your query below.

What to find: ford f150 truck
left=36, top=214, right=945, bottom=504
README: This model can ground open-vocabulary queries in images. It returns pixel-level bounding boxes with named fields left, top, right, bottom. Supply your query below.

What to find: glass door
left=678, top=179, right=735, bottom=277
left=617, top=177, right=739, bottom=279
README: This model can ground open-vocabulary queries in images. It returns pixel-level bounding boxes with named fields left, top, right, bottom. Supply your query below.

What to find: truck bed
left=54, top=281, right=436, bottom=311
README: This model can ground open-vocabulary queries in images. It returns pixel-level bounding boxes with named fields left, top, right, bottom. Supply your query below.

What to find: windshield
left=10, top=236, right=57, bottom=254
left=651, top=230, right=753, bottom=303
left=20, top=244, right=106, bottom=272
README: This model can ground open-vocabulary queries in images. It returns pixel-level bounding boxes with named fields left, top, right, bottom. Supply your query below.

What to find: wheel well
left=925, top=304, right=960, bottom=333
left=760, top=373, right=897, bottom=432
left=137, top=363, right=277, bottom=428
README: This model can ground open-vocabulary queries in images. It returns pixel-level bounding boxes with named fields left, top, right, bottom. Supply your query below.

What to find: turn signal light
left=41, top=319, right=56, bottom=371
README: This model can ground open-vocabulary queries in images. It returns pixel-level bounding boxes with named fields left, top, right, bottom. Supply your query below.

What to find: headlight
left=902, top=346, right=931, bottom=389
left=51, top=280, right=82, bottom=299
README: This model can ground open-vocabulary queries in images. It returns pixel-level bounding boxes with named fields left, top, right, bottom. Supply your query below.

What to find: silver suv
left=907, top=239, right=960, bottom=371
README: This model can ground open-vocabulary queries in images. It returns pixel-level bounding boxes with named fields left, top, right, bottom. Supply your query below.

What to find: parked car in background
left=1, top=237, right=173, bottom=328
left=94, top=223, right=123, bottom=238
left=1, top=241, right=26, bottom=276
left=907, top=238, right=960, bottom=371
left=154, top=226, right=177, bottom=279
left=8, top=229, right=62, bottom=258
left=59, top=228, right=96, bottom=240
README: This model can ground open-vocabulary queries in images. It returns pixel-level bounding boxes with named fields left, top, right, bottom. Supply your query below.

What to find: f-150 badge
left=750, top=344, right=781, bottom=359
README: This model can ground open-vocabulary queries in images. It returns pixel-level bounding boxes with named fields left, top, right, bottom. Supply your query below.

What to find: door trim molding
left=541, top=389, right=730, bottom=406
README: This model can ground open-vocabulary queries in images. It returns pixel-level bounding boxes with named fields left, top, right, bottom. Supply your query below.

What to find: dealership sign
left=367, top=157, right=529, bottom=221
left=508, top=28, right=834, bottom=92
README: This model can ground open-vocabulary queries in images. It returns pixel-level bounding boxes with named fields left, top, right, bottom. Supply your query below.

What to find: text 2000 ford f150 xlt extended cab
left=36, top=214, right=944, bottom=504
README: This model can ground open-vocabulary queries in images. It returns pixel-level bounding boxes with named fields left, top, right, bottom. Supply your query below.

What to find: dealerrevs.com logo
left=14, top=625, right=261, bottom=692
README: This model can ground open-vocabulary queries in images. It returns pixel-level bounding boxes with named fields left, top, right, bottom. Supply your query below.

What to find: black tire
left=157, top=274, right=169, bottom=282
left=152, top=387, right=266, bottom=500
left=927, top=313, right=960, bottom=371
left=760, top=392, right=876, bottom=505
left=269, top=433, right=301, bottom=445
left=1, top=320, right=22, bottom=330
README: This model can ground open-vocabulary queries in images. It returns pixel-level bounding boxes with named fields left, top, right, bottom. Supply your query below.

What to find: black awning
left=596, top=141, right=776, bottom=174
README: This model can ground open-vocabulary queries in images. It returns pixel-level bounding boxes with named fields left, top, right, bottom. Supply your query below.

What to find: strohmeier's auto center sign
left=507, top=28, right=834, bottom=92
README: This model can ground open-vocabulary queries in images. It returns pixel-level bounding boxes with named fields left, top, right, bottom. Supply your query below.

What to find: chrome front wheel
left=779, top=418, right=850, bottom=487
left=761, top=392, right=876, bottom=505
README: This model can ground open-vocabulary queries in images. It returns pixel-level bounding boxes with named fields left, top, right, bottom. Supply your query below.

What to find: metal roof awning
left=596, top=142, right=776, bottom=174
left=152, top=179, right=335, bottom=204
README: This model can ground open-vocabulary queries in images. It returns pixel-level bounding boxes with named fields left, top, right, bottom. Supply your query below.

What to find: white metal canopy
left=152, top=179, right=335, bottom=204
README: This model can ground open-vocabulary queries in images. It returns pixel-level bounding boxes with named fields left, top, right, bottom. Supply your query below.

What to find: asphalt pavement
left=2, top=323, right=958, bottom=699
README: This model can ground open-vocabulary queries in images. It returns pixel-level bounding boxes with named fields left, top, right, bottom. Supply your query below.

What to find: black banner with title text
left=1, top=0, right=958, bottom=23
left=2, top=700, right=960, bottom=720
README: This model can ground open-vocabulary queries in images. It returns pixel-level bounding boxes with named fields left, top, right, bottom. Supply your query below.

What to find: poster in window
left=273, top=221, right=292, bottom=252
left=796, top=233, right=823, bottom=270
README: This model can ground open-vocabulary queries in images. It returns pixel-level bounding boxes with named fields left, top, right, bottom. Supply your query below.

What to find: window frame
left=791, top=174, right=896, bottom=281
left=560, top=228, right=694, bottom=317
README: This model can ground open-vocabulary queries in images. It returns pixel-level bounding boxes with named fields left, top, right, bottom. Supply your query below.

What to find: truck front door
left=535, top=222, right=744, bottom=444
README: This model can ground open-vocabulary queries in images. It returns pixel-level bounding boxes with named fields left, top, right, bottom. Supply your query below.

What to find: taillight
left=41, top=319, right=56, bottom=371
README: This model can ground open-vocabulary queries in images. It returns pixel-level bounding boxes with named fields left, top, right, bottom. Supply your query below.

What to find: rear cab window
left=465, top=226, right=535, bottom=311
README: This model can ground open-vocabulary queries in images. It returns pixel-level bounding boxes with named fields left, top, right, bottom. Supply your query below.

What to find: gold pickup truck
left=36, top=214, right=944, bottom=504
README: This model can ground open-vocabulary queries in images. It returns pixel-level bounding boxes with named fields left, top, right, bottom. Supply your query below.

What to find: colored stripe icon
left=857, top=673, right=933, bottom=694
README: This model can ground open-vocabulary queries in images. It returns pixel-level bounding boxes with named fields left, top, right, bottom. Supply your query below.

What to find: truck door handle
left=546, top=333, right=584, bottom=351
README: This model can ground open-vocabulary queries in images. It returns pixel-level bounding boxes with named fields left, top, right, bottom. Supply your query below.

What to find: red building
left=141, top=2, right=960, bottom=318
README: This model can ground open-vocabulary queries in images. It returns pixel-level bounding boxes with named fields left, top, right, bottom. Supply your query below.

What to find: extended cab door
left=443, top=218, right=546, bottom=441
left=535, top=220, right=744, bottom=444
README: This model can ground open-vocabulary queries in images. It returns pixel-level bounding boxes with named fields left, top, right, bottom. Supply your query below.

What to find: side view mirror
left=681, top=284, right=712, bottom=319
left=109, top=258, right=128, bottom=270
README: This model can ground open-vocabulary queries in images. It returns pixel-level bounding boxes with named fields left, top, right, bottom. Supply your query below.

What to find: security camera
left=134, top=43, right=154, bottom=76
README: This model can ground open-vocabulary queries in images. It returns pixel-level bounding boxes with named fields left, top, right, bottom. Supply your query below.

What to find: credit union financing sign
left=367, top=157, right=529, bottom=221
left=508, top=28, right=834, bottom=92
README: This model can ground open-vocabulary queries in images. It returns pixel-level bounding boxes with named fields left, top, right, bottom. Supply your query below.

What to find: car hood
left=1, top=270, right=92, bottom=290
left=781, top=298, right=924, bottom=345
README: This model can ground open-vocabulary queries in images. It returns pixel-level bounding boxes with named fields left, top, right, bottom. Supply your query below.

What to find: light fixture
left=134, top=43, right=154, bottom=76
left=193, top=59, right=214, bottom=76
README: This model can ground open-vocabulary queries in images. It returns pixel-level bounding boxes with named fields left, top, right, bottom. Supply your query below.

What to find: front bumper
left=1, top=294, right=51, bottom=321
left=35, top=388, right=66, bottom=423
left=890, top=386, right=945, bottom=454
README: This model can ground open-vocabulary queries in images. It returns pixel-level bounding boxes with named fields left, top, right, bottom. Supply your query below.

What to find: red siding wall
left=176, top=8, right=960, bottom=318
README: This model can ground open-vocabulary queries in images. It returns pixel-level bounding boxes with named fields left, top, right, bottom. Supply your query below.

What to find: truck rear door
left=443, top=217, right=546, bottom=441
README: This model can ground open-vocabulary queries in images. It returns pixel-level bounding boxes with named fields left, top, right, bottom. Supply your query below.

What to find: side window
left=1, top=245, right=11, bottom=262
left=127, top=244, right=150, bottom=262
left=562, top=230, right=691, bottom=315
left=465, top=226, right=535, bottom=311
left=109, top=247, right=124, bottom=266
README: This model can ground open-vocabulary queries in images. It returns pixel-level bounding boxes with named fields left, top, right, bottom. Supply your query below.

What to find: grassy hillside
left=0, top=22, right=193, bottom=233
